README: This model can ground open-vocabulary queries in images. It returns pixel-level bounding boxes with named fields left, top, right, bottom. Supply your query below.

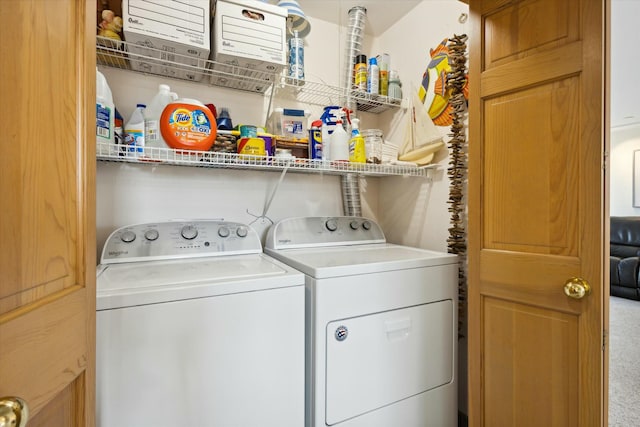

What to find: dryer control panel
left=100, top=220, right=262, bottom=264
left=265, top=216, right=386, bottom=250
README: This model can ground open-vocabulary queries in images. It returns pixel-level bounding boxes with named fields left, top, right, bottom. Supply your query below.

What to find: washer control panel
left=100, top=220, right=261, bottom=264
left=265, top=216, right=386, bottom=250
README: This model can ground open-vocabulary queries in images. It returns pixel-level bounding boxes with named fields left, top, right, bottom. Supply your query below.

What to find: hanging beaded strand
left=446, top=33, right=469, bottom=339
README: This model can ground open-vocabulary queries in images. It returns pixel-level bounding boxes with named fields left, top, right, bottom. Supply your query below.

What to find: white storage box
left=211, top=0, right=287, bottom=86
left=123, top=0, right=210, bottom=82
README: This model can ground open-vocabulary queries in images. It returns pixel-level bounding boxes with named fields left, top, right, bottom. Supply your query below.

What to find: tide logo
left=171, top=108, right=193, bottom=126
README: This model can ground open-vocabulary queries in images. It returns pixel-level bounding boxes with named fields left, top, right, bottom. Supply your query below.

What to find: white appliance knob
left=350, top=220, right=359, bottom=230
left=236, top=227, right=248, bottom=238
left=120, top=230, right=136, bottom=243
left=181, top=225, right=198, bottom=240
left=325, top=219, right=338, bottom=232
left=144, top=229, right=159, bottom=241
left=362, top=220, right=372, bottom=231
left=218, top=227, right=230, bottom=238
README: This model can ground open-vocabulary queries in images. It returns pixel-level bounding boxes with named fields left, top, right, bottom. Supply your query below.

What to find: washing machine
left=96, top=220, right=305, bottom=427
left=265, top=216, right=459, bottom=427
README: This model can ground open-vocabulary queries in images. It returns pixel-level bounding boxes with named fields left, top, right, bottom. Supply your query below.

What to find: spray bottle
left=349, top=118, right=366, bottom=163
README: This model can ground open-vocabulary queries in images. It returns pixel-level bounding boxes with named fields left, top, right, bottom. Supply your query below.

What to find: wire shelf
left=96, top=142, right=433, bottom=178
left=97, top=37, right=403, bottom=113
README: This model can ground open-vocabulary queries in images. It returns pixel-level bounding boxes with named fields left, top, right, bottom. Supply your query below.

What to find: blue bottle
left=216, top=107, right=233, bottom=130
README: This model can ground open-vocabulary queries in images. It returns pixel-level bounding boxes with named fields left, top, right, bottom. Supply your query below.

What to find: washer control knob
left=218, top=226, right=230, bottom=238
left=180, top=225, right=198, bottom=240
left=144, top=229, right=159, bottom=241
left=236, top=227, right=248, bottom=238
left=362, top=220, right=372, bottom=231
left=120, top=230, right=136, bottom=243
left=325, top=219, right=338, bottom=232
left=350, top=220, right=360, bottom=230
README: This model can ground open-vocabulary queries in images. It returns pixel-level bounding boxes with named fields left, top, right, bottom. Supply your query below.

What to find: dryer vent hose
left=341, top=174, right=362, bottom=217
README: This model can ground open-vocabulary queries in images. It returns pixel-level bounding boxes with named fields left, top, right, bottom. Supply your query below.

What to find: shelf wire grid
left=97, top=37, right=403, bottom=113
left=96, top=142, right=433, bottom=178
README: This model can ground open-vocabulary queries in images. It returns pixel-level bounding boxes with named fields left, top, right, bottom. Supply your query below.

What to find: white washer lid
left=96, top=254, right=304, bottom=310
left=265, top=243, right=458, bottom=279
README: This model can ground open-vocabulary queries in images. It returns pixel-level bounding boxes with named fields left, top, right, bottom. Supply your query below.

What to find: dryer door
left=325, top=300, right=454, bottom=425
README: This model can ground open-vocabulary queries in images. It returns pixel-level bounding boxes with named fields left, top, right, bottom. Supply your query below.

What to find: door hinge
left=603, top=329, right=608, bottom=350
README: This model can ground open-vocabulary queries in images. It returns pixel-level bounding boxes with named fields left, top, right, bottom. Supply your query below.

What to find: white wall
left=610, top=125, right=640, bottom=216
left=372, top=1, right=469, bottom=252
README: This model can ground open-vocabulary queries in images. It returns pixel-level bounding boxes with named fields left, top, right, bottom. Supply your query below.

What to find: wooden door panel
left=484, top=77, right=580, bottom=255
left=469, top=0, right=605, bottom=426
left=0, top=0, right=81, bottom=313
left=0, top=288, right=88, bottom=414
left=0, top=0, right=95, bottom=425
left=484, top=0, right=580, bottom=70
left=483, top=298, right=579, bottom=426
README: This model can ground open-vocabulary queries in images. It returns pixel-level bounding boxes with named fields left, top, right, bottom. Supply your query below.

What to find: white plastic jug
left=125, top=104, right=146, bottom=156
left=144, top=84, right=177, bottom=150
left=330, top=118, right=349, bottom=162
left=96, top=67, right=115, bottom=149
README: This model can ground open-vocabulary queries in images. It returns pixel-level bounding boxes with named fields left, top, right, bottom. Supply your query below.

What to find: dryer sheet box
left=123, top=0, right=211, bottom=82
left=210, top=0, right=287, bottom=89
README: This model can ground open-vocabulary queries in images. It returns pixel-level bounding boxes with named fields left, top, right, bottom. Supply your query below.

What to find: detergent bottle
left=96, top=67, right=115, bottom=150
left=125, top=104, right=146, bottom=156
left=144, top=84, right=177, bottom=151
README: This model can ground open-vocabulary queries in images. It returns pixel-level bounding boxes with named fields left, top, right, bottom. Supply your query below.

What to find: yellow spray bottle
left=349, top=118, right=366, bottom=163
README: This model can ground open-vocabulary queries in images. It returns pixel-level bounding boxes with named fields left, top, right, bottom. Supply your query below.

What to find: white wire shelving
left=96, top=37, right=402, bottom=113
left=96, top=142, right=435, bottom=178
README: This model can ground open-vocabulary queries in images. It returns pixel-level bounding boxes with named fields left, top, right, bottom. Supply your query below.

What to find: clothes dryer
left=265, top=216, right=459, bottom=427
left=96, top=220, right=304, bottom=427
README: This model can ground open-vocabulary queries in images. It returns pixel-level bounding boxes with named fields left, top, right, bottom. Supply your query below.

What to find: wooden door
left=468, top=0, right=606, bottom=426
left=0, top=0, right=96, bottom=426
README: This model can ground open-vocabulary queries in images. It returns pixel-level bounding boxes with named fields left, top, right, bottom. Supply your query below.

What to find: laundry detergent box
left=122, top=0, right=210, bottom=82
left=210, top=0, right=287, bottom=88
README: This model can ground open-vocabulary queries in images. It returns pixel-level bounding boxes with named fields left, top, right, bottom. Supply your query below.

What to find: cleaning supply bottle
left=216, top=107, right=233, bottom=130
left=144, top=84, right=176, bottom=150
left=124, top=104, right=146, bottom=156
left=320, top=106, right=341, bottom=162
left=96, top=67, right=115, bottom=150
left=349, top=118, right=366, bottom=163
left=330, top=115, right=349, bottom=162
left=367, top=57, right=379, bottom=95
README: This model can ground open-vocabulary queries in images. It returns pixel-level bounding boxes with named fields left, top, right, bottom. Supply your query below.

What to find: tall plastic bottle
left=349, top=118, right=366, bottom=163
left=144, top=84, right=176, bottom=151
left=96, top=67, right=115, bottom=152
left=125, top=104, right=146, bottom=156
left=320, top=106, right=341, bottom=162
left=367, top=57, right=379, bottom=95
left=330, top=117, right=350, bottom=162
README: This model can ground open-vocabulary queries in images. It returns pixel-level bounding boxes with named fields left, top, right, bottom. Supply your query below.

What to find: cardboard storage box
left=210, top=0, right=287, bottom=88
left=123, top=0, right=210, bottom=82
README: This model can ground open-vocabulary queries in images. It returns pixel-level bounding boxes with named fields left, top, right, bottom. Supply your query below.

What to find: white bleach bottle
left=330, top=116, right=350, bottom=162
left=96, top=67, right=115, bottom=152
left=125, top=104, right=146, bottom=156
left=144, top=84, right=176, bottom=151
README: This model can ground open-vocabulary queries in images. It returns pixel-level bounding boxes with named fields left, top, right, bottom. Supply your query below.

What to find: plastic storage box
left=268, top=108, right=311, bottom=139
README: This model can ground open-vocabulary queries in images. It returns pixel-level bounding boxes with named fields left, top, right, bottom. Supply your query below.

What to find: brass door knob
left=563, top=277, right=592, bottom=299
left=0, top=396, right=29, bottom=427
